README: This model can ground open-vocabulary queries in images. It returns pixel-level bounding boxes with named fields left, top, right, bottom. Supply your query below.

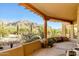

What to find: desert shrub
left=21, top=33, right=41, bottom=43
left=0, top=27, right=9, bottom=37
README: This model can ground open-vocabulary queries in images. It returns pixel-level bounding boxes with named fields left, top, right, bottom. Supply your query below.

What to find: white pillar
left=62, top=23, right=66, bottom=37
left=77, top=5, right=79, bottom=43
left=70, top=24, right=74, bottom=40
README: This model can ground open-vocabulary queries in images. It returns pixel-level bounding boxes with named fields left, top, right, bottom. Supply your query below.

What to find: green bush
left=21, top=33, right=41, bottom=43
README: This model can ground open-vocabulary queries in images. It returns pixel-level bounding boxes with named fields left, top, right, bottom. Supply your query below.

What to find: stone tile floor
left=32, top=41, right=77, bottom=56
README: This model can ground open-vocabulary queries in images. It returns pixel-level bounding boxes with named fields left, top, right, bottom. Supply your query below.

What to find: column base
left=41, top=40, right=48, bottom=48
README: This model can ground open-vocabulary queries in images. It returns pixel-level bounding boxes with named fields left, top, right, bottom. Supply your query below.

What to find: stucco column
left=70, top=24, right=74, bottom=40
left=62, top=23, right=66, bottom=37
left=77, top=5, right=79, bottom=43
left=44, top=18, right=48, bottom=44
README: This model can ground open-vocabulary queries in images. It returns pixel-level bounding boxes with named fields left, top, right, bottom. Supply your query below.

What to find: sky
left=0, top=3, right=62, bottom=29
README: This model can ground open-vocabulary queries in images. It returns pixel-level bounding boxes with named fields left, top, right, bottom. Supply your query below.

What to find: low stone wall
left=0, top=40, right=41, bottom=56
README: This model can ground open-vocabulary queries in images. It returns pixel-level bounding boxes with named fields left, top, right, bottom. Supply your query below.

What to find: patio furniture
left=55, top=37, right=63, bottom=42
left=47, top=38, right=56, bottom=48
left=66, top=49, right=79, bottom=56
left=66, top=44, right=79, bottom=56
left=66, top=50, right=76, bottom=56
left=48, top=39, right=54, bottom=47
left=75, top=48, right=79, bottom=51
left=48, top=37, right=70, bottom=43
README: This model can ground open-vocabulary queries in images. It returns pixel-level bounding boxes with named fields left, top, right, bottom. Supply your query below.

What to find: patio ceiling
left=20, top=3, right=79, bottom=23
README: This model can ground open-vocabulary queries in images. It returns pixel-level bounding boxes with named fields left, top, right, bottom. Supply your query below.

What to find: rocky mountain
left=6, top=20, right=39, bottom=27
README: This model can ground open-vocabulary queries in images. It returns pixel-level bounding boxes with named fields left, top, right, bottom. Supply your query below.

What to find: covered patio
left=0, top=3, right=79, bottom=56
left=19, top=3, right=79, bottom=56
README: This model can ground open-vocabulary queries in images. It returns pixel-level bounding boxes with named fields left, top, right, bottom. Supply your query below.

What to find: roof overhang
left=19, top=3, right=79, bottom=23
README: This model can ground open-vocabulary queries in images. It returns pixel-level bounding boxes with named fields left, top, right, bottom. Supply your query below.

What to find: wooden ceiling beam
left=47, top=16, right=73, bottom=23
left=19, top=3, right=47, bottom=17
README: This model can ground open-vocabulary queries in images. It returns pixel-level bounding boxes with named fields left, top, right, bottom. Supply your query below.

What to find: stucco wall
left=0, top=40, right=41, bottom=56
left=0, top=45, right=24, bottom=56
left=23, top=40, right=41, bottom=56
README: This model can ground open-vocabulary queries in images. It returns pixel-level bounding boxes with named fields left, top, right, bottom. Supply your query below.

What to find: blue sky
left=0, top=3, right=62, bottom=29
